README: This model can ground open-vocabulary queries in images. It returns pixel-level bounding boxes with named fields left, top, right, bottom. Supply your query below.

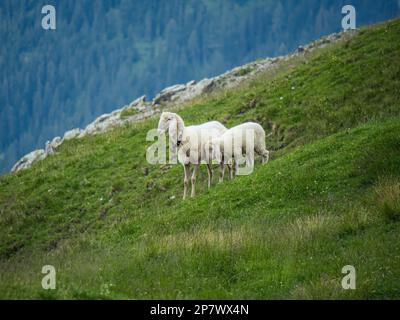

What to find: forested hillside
left=1, top=0, right=399, bottom=173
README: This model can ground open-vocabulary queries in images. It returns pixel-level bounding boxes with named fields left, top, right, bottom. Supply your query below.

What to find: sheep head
left=157, top=112, right=185, bottom=146
left=157, top=112, right=174, bottom=135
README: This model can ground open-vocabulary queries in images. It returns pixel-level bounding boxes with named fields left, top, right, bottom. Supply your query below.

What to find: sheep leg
left=235, top=160, right=239, bottom=176
left=234, top=148, right=242, bottom=176
left=246, top=152, right=254, bottom=171
left=206, top=163, right=213, bottom=189
left=183, top=164, right=190, bottom=200
left=191, top=164, right=199, bottom=198
left=219, top=161, right=225, bottom=183
left=230, top=161, right=235, bottom=179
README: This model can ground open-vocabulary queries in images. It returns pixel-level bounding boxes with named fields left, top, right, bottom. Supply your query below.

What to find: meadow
left=0, top=19, right=399, bottom=299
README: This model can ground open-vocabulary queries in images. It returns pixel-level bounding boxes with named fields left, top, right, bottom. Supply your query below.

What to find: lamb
left=207, top=122, right=269, bottom=179
left=157, top=112, right=227, bottom=199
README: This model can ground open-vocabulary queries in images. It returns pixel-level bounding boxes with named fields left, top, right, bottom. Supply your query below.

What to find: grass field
left=0, top=19, right=399, bottom=299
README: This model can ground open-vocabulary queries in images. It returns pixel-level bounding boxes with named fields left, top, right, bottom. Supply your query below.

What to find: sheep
left=157, top=112, right=227, bottom=199
left=208, top=122, right=269, bottom=178
left=204, top=139, right=234, bottom=183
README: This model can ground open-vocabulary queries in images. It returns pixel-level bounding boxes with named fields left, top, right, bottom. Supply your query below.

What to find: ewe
left=157, top=112, right=227, bottom=199
left=208, top=122, right=269, bottom=179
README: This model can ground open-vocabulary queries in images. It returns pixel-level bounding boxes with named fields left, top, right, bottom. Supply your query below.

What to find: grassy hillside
left=0, top=19, right=399, bottom=299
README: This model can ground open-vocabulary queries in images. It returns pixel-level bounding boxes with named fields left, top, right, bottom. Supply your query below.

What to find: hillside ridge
left=0, top=18, right=399, bottom=299
left=10, top=29, right=355, bottom=173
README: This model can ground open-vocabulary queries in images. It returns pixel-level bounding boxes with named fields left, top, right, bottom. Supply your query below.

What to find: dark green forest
left=1, top=0, right=399, bottom=173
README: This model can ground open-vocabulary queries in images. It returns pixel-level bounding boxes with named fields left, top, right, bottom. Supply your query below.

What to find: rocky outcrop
left=127, top=95, right=148, bottom=112
left=63, top=128, right=83, bottom=140
left=50, top=136, right=63, bottom=149
left=11, top=149, right=46, bottom=173
left=80, top=113, right=120, bottom=136
left=10, top=29, right=356, bottom=173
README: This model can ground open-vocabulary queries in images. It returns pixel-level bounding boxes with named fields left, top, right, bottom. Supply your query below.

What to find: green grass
left=120, top=107, right=139, bottom=118
left=233, top=66, right=253, bottom=77
left=0, top=19, right=399, bottom=299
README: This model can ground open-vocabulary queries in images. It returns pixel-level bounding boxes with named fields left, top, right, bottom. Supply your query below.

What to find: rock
left=50, top=136, right=63, bottom=149
left=45, top=141, right=54, bottom=156
left=11, top=149, right=45, bottom=172
left=297, top=45, right=305, bottom=53
left=63, top=128, right=83, bottom=140
left=95, top=114, right=112, bottom=123
left=175, top=78, right=215, bottom=104
left=81, top=113, right=119, bottom=136
left=129, top=95, right=146, bottom=109
left=45, top=136, right=63, bottom=156
left=152, top=84, right=187, bottom=106
left=152, top=78, right=216, bottom=108
left=193, top=78, right=215, bottom=94
left=124, top=95, right=148, bottom=113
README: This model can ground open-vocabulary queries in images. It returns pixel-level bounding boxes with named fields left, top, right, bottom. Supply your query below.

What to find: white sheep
left=208, top=122, right=269, bottom=178
left=157, top=112, right=227, bottom=199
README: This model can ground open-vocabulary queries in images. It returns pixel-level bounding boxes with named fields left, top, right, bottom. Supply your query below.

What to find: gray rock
left=50, top=136, right=63, bottom=149
left=125, top=95, right=148, bottom=112
left=63, top=128, right=83, bottom=140
left=194, top=78, right=215, bottom=94
left=129, top=95, right=146, bottom=109
left=81, top=113, right=120, bottom=136
left=44, top=136, right=63, bottom=156
left=152, top=84, right=187, bottom=106
left=11, top=149, right=45, bottom=172
left=45, top=141, right=54, bottom=156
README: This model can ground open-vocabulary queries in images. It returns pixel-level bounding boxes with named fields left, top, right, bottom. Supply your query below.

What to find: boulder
left=81, top=113, right=121, bottom=136
left=63, top=128, right=83, bottom=140
left=152, top=84, right=187, bottom=106
left=11, top=149, right=45, bottom=172
left=193, top=78, right=215, bottom=94
left=44, top=136, right=63, bottom=156
left=50, top=136, right=63, bottom=149
left=45, top=141, right=54, bottom=156
left=128, top=95, right=147, bottom=110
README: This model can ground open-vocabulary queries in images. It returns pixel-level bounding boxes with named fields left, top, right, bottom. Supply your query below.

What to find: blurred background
left=1, top=0, right=399, bottom=173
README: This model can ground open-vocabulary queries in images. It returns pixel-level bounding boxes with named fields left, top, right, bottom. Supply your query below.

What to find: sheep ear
left=169, top=117, right=177, bottom=133
left=175, top=116, right=184, bottom=141
left=168, top=117, right=180, bottom=144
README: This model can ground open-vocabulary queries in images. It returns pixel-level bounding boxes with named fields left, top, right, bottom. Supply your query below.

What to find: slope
left=0, top=19, right=399, bottom=299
